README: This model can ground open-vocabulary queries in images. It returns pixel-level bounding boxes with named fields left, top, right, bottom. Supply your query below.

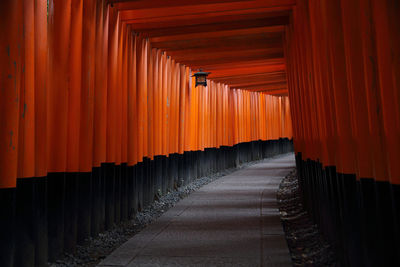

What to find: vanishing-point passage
left=0, top=0, right=399, bottom=266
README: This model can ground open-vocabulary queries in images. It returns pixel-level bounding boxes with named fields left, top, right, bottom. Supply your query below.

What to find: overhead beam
left=108, top=0, right=294, bottom=93
left=225, top=78, right=287, bottom=86
left=190, top=58, right=285, bottom=70
left=149, top=26, right=284, bottom=43
left=151, top=33, right=282, bottom=51
left=168, top=49, right=283, bottom=64
left=211, top=71, right=286, bottom=79
left=246, top=88, right=288, bottom=95
left=125, top=11, right=290, bottom=32
left=261, top=90, right=288, bottom=95
left=134, top=16, right=289, bottom=37
left=181, top=52, right=283, bottom=67
left=162, top=45, right=282, bottom=58
left=208, top=64, right=285, bottom=78
left=112, top=0, right=296, bottom=11
left=120, top=7, right=291, bottom=24
left=231, top=82, right=287, bottom=90
left=212, top=75, right=286, bottom=85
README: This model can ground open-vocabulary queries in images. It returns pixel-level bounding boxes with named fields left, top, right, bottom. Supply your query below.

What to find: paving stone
left=98, top=154, right=295, bottom=267
left=127, top=255, right=260, bottom=267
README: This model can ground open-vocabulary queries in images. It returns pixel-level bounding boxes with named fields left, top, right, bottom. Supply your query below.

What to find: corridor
left=1, top=0, right=399, bottom=266
left=99, top=154, right=295, bottom=267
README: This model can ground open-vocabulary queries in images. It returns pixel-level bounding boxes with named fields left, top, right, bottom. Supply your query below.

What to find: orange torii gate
left=2, top=0, right=399, bottom=266
left=0, top=1, right=293, bottom=266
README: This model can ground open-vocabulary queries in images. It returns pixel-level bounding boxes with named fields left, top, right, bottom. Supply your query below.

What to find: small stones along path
left=50, top=160, right=265, bottom=267
left=277, top=170, right=338, bottom=266
left=98, top=153, right=295, bottom=267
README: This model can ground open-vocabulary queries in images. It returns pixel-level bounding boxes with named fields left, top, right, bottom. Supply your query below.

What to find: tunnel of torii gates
left=0, top=0, right=399, bottom=266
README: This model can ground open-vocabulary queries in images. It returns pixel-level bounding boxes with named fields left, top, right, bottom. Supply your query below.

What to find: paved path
left=98, top=153, right=295, bottom=267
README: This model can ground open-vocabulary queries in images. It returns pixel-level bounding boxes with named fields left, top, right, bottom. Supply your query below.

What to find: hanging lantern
left=192, top=69, right=211, bottom=87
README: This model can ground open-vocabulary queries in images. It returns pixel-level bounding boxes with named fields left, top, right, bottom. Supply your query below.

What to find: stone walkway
left=98, top=154, right=295, bottom=267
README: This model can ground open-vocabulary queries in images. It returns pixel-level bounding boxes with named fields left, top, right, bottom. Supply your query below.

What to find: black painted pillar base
left=99, top=164, right=106, bottom=232
left=127, top=165, right=136, bottom=218
left=131, top=165, right=139, bottom=216
left=136, top=161, right=144, bottom=212
left=77, top=172, right=92, bottom=244
left=154, top=156, right=163, bottom=199
left=64, top=173, right=78, bottom=252
left=183, top=151, right=191, bottom=185
left=120, top=163, right=128, bottom=222
left=177, top=154, right=185, bottom=187
left=114, top=165, right=121, bottom=225
left=296, top=151, right=400, bottom=267
left=0, top=187, right=15, bottom=267
left=170, top=154, right=179, bottom=189
left=14, top=178, right=35, bottom=267
left=1, top=138, right=294, bottom=267
left=104, top=163, right=115, bottom=230
left=91, top=167, right=102, bottom=237
left=47, top=173, right=65, bottom=262
left=34, top=177, right=48, bottom=267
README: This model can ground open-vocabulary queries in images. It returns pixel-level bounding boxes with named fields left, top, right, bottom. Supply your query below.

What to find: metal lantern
left=192, top=69, right=211, bottom=87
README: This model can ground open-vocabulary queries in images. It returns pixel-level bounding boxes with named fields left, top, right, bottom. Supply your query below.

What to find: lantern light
left=192, top=69, right=211, bottom=87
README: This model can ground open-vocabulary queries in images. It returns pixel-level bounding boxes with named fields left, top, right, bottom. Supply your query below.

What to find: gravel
left=277, top=170, right=338, bottom=267
left=49, top=155, right=286, bottom=267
